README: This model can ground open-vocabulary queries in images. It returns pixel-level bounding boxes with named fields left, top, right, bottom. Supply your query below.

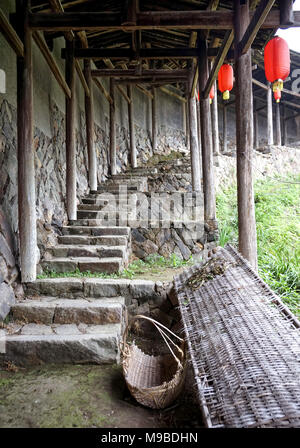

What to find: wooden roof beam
left=93, top=78, right=113, bottom=104
left=91, top=69, right=189, bottom=78
left=252, top=77, right=300, bottom=99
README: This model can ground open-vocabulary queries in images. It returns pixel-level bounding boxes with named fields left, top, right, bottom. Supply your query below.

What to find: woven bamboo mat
left=174, top=245, right=300, bottom=428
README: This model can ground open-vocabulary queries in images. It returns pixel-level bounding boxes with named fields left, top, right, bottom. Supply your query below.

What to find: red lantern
left=209, top=85, right=214, bottom=104
left=264, top=36, right=290, bottom=102
left=218, top=64, right=233, bottom=100
left=274, top=88, right=281, bottom=103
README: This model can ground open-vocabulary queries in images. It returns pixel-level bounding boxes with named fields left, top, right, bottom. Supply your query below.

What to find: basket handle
left=122, top=314, right=184, bottom=367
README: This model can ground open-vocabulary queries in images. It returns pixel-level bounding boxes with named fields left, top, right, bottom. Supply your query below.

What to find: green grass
left=37, top=253, right=194, bottom=281
left=216, top=174, right=300, bottom=317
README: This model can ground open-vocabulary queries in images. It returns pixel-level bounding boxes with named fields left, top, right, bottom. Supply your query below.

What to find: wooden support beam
left=203, top=29, right=234, bottom=99
left=127, top=85, right=137, bottom=168
left=32, top=30, right=71, bottom=98
left=116, top=77, right=187, bottom=85
left=91, top=69, right=189, bottom=78
left=0, top=8, right=24, bottom=57
left=16, top=1, right=36, bottom=282
left=84, top=60, right=97, bottom=191
left=254, top=99, right=259, bottom=149
left=159, top=86, right=187, bottom=102
left=109, top=78, right=116, bottom=175
left=253, top=77, right=300, bottom=99
left=116, top=85, right=131, bottom=103
left=65, top=39, right=77, bottom=221
left=75, top=60, right=90, bottom=97
left=267, top=81, right=274, bottom=145
left=211, top=79, right=220, bottom=156
left=93, top=78, right=113, bottom=104
left=222, top=105, right=227, bottom=153
left=198, top=38, right=216, bottom=226
left=282, top=104, right=287, bottom=145
left=188, top=67, right=201, bottom=192
left=275, top=102, right=282, bottom=146
left=47, top=0, right=74, bottom=41
left=29, top=10, right=300, bottom=31
left=234, top=0, right=257, bottom=270
left=152, top=87, right=157, bottom=152
left=280, top=0, right=294, bottom=25
left=238, top=0, right=275, bottom=56
left=136, top=84, right=153, bottom=98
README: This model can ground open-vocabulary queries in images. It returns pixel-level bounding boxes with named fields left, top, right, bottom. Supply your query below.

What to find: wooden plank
left=234, top=0, right=257, bottom=270
left=28, top=10, right=300, bottom=31
left=109, top=78, right=116, bottom=175
left=127, top=85, right=137, bottom=168
left=203, top=29, right=234, bottom=99
left=238, top=0, right=275, bottom=56
left=32, top=30, right=71, bottom=98
left=65, top=39, right=77, bottom=221
left=16, top=1, right=36, bottom=282
left=93, top=78, right=113, bottom=104
left=198, top=38, right=216, bottom=226
left=0, top=8, right=24, bottom=57
left=84, top=60, right=97, bottom=191
left=188, top=67, right=201, bottom=192
left=159, top=86, right=187, bottom=102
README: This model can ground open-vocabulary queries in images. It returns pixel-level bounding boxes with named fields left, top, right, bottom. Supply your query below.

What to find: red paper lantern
left=209, top=85, right=214, bottom=104
left=264, top=36, right=290, bottom=102
left=218, top=64, right=233, bottom=100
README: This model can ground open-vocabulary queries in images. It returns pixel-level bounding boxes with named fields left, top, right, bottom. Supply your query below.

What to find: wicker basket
left=121, top=314, right=186, bottom=409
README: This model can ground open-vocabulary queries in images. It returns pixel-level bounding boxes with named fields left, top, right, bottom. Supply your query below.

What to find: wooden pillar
left=127, top=84, right=137, bottom=168
left=152, top=87, right=157, bottom=152
left=254, top=100, right=259, bottom=149
left=267, top=81, right=274, bottom=146
left=109, top=78, right=116, bottom=175
left=17, top=0, right=37, bottom=282
left=275, top=102, right=282, bottom=146
left=282, top=104, right=287, bottom=146
left=211, top=80, right=220, bottom=156
left=196, top=99, right=202, bottom=159
left=65, top=39, right=77, bottom=221
left=184, top=85, right=190, bottom=150
left=188, top=69, right=201, bottom=191
left=198, top=39, right=216, bottom=228
left=222, top=105, right=227, bottom=153
left=234, top=0, right=257, bottom=270
left=84, top=60, right=97, bottom=192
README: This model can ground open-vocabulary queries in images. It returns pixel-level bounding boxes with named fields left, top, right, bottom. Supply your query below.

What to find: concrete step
left=44, top=245, right=127, bottom=260
left=41, top=257, right=124, bottom=274
left=58, top=234, right=128, bottom=246
left=62, top=226, right=130, bottom=236
left=0, top=323, right=121, bottom=366
left=11, top=297, right=125, bottom=326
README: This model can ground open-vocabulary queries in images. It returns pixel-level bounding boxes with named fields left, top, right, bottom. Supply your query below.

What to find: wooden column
left=17, top=1, right=37, bottom=282
left=84, top=60, right=97, bottom=191
left=267, top=81, right=274, bottom=146
left=198, top=39, right=216, bottom=228
left=211, top=80, right=220, bottom=156
left=254, top=100, right=259, bottom=149
left=109, top=78, right=116, bottom=175
left=196, top=99, right=202, bottom=158
left=152, top=87, right=157, bottom=151
left=275, top=102, right=282, bottom=146
left=65, top=39, right=77, bottom=221
left=234, top=0, right=257, bottom=270
left=188, top=69, right=201, bottom=191
left=282, top=104, right=287, bottom=146
left=127, top=84, right=137, bottom=168
left=222, top=105, right=227, bottom=153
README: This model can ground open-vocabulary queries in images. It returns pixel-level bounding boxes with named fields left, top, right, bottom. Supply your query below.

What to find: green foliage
left=216, top=174, right=300, bottom=317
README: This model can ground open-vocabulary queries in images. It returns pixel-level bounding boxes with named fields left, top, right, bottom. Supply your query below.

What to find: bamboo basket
left=121, top=315, right=186, bottom=409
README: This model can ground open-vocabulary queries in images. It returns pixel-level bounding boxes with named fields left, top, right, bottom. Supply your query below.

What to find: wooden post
left=267, top=81, right=274, bottom=146
left=222, top=105, right=227, bottom=153
left=65, top=39, right=77, bottom=220
left=152, top=87, right=157, bottom=151
left=254, top=99, right=259, bottom=149
left=275, top=102, right=282, bottom=146
left=282, top=104, right=287, bottom=146
left=234, top=0, right=257, bottom=270
left=127, top=84, right=137, bottom=168
left=17, top=1, right=37, bottom=282
left=84, top=60, right=97, bottom=191
left=184, top=85, right=190, bottom=150
left=196, top=99, right=202, bottom=158
left=109, top=78, right=116, bottom=175
left=198, top=39, right=216, bottom=229
left=211, top=80, right=220, bottom=155
left=188, top=69, right=201, bottom=191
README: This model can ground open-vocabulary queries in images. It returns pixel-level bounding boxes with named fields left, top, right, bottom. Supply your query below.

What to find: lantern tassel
left=223, top=90, right=230, bottom=100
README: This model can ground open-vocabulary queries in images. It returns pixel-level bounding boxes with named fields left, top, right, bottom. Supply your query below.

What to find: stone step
left=11, top=297, right=125, bottom=326
left=77, top=210, right=143, bottom=220
left=40, top=257, right=124, bottom=274
left=70, top=218, right=148, bottom=227
left=62, top=226, right=130, bottom=236
left=78, top=203, right=106, bottom=211
left=98, top=184, right=139, bottom=192
left=0, top=323, right=121, bottom=366
left=44, top=245, right=127, bottom=260
left=26, top=278, right=157, bottom=301
left=58, top=234, right=128, bottom=246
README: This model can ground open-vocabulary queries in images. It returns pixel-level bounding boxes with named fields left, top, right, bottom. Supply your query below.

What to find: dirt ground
left=0, top=363, right=203, bottom=428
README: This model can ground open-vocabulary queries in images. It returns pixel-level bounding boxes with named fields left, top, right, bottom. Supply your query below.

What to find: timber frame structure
left=0, top=0, right=299, bottom=281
